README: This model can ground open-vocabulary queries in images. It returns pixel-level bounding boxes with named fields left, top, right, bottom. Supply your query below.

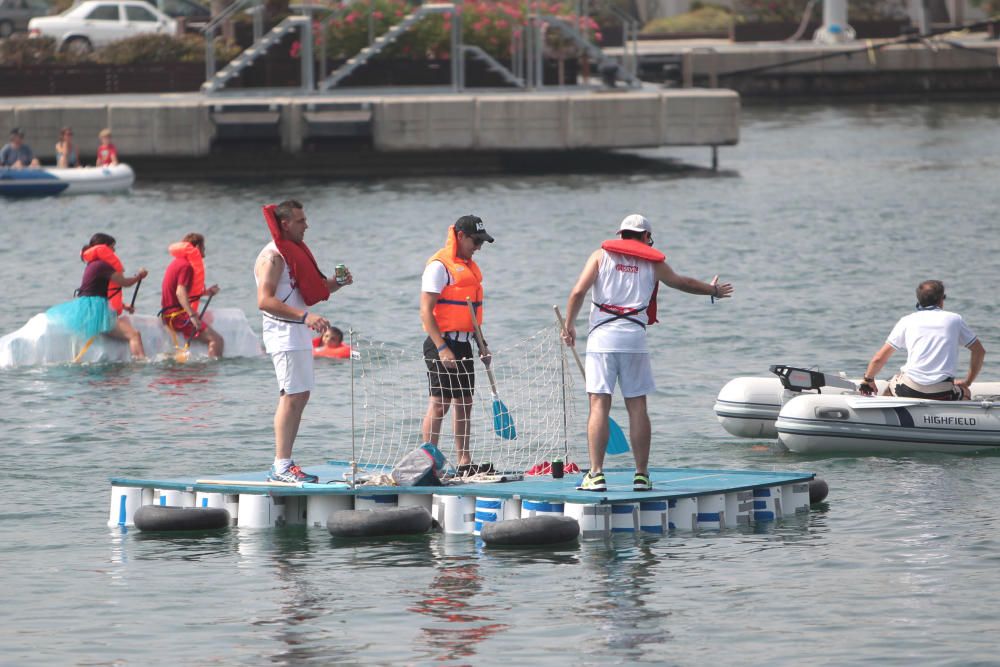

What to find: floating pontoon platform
left=110, top=461, right=816, bottom=536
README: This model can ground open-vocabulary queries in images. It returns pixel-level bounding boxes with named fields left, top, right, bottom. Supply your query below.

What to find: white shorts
left=585, top=351, right=655, bottom=398
left=270, top=349, right=314, bottom=395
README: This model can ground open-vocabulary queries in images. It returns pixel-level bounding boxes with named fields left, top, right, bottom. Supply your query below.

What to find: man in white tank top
left=254, top=200, right=353, bottom=484
left=562, top=214, right=733, bottom=492
left=860, top=280, right=985, bottom=400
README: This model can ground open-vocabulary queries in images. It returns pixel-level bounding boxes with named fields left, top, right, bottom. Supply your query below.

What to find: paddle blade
left=607, top=417, right=630, bottom=454
left=492, top=398, right=517, bottom=440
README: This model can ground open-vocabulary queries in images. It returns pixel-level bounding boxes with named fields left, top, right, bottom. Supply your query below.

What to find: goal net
left=345, top=322, right=586, bottom=477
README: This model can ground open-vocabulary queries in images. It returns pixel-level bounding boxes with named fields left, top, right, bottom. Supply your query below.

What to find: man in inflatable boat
left=563, top=214, right=733, bottom=492
left=860, top=280, right=986, bottom=400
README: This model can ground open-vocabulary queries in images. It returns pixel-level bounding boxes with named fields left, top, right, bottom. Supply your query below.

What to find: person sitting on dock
left=420, top=215, right=495, bottom=477
left=860, top=280, right=985, bottom=400
left=561, top=214, right=733, bottom=492
left=0, top=128, right=40, bottom=169
left=46, top=233, right=147, bottom=359
left=255, top=200, right=353, bottom=484
left=55, top=127, right=80, bottom=169
left=96, top=129, right=118, bottom=167
left=160, top=233, right=223, bottom=358
left=313, top=326, right=352, bottom=359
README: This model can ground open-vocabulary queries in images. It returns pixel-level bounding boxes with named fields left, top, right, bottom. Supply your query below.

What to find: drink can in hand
left=335, top=264, right=348, bottom=285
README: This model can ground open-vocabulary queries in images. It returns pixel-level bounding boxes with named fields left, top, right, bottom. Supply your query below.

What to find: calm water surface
left=2, top=101, right=1000, bottom=665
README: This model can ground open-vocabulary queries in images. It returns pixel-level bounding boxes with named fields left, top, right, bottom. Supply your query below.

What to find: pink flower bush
left=323, top=0, right=600, bottom=60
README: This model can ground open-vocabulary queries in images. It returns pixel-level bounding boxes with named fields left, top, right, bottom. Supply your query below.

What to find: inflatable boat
left=715, top=365, right=1000, bottom=440
left=776, top=394, right=1000, bottom=455
left=0, top=164, right=135, bottom=197
left=0, top=307, right=262, bottom=368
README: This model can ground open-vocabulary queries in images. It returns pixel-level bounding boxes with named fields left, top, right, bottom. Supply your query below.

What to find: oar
left=465, top=298, right=516, bottom=440
left=73, top=278, right=142, bottom=364
left=553, top=305, right=630, bottom=455
left=175, top=293, right=213, bottom=363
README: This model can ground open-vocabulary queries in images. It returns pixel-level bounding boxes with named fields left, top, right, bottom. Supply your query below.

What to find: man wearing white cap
left=562, top=214, right=733, bottom=492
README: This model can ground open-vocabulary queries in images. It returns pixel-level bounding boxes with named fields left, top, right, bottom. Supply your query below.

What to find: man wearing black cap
left=0, top=129, right=40, bottom=169
left=420, top=215, right=495, bottom=476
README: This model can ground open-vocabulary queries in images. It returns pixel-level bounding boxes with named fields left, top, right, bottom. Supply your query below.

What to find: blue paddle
left=466, top=299, right=516, bottom=440
left=553, top=306, right=630, bottom=455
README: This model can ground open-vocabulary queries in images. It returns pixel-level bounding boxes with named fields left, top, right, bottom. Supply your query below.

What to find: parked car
left=28, top=0, right=177, bottom=53
left=0, top=0, right=50, bottom=38
left=143, top=0, right=209, bottom=31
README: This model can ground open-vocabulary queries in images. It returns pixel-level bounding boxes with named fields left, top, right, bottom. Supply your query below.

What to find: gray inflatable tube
left=134, top=505, right=230, bottom=531
left=480, top=516, right=580, bottom=546
left=327, top=507, right=432, bottom=538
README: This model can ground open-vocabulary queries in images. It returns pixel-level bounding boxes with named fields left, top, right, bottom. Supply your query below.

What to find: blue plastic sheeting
left=110, top=461, right=814, bottom=505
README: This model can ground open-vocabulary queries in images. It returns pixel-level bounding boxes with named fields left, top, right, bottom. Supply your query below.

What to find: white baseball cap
left=618, top=214, right=651, bottom=234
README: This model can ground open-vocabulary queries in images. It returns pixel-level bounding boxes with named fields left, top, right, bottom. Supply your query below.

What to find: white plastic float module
left=397, top=494, right=433, bottom=512
left=520, top=499, right=564, bottom=518
left=107, top=485, right=143, bottom=527
left=355, top=494, right=398, bottom=511
left=433, top=495, right=476, bottom=534
left=239, top=494, right=281, bottom=528
left=564, top=503, right=611, bottom=538
left=669, top=497, right=698, bottom=531
left=696, top=493, right=726, bottom=530
left=154, top=489, right=195, bottom=507
left=611, top=503, right=639, bottom=533
left=639, top=500, right=669, bottom=534
left=724, top=490, right=754, bottom=528
left=473, top=497, right=521, bottom=536
left=752, top=486, right=783, bottom=522
left=306, top=495, right=352, bottom=527
left=782, top=483, right=811, bottom=514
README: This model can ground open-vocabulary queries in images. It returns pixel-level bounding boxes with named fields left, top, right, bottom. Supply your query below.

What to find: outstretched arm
left=654, top=261, right=733, bottom=299
left=562, top=250, right=602, bottom=348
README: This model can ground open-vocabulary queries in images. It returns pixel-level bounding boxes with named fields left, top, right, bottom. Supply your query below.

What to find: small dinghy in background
left=0, top=164, right=135, bottom=197
left=0, top=307, right=262, bottom=368
left=715, top=365, right=1000, bottom=454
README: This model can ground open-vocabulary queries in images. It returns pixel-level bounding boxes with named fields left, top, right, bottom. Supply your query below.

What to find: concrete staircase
left=319, top=3, right=453, bottom=90
left=541, top=15, right=640, bottom=86
left=201, top=16, right=308, bottom=94
left=462, top=45, right=524, bottom=87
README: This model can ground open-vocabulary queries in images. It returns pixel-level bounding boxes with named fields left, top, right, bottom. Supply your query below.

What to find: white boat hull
left=777, top=394, right=1000, bottom=455
left=0, top=164, right=134, bottom=197
left=715, top=375, right=1000, bottom=440
left=0, top=307, right=263, bottom=368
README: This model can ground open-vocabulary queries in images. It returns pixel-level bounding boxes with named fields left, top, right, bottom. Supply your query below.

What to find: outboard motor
left=769, top=365, right=858, bottom=393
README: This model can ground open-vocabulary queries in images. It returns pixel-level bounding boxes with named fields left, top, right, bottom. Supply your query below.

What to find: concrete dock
left=608, top=36, right=1000, bottom=96
left=0, top=87, right=739, bottom=166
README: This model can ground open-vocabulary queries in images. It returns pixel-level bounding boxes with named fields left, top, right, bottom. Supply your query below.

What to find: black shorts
left=424, top=336, right=475, bottom=399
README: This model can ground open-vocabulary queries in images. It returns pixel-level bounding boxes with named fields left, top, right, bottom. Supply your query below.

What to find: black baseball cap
left=9, top=127, right=23, bottom=137
left=454, top=215, right=494, bottom=243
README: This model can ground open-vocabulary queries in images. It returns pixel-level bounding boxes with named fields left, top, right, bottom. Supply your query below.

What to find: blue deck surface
left=110, top=461, right=814, bottom=504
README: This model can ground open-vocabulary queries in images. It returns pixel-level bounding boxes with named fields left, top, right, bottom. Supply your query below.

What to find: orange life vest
left=80, top=244, right=124, bottom=314
left=425, top=227, right=483, bottom=333
left=168, top=242, right=206, bottom=312
left=313, top=343, right=352, bottom=359
left=599, top=238, right=666, bottom=326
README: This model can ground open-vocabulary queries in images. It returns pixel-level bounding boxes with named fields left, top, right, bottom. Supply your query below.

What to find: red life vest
left=167, top=241, right=206, bottom=312
left=598, top=238, right=666, bottom=326
left=262, top=204, right=330, bottom=307
left=80, top=244, right=124, bottom=314
left=425, top=227, right=483, bottom=333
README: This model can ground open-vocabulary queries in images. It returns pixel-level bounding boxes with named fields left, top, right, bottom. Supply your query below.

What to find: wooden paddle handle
left=465, top=298, right=499, bottom=395
left=553, top=305, right=586, bottom=378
